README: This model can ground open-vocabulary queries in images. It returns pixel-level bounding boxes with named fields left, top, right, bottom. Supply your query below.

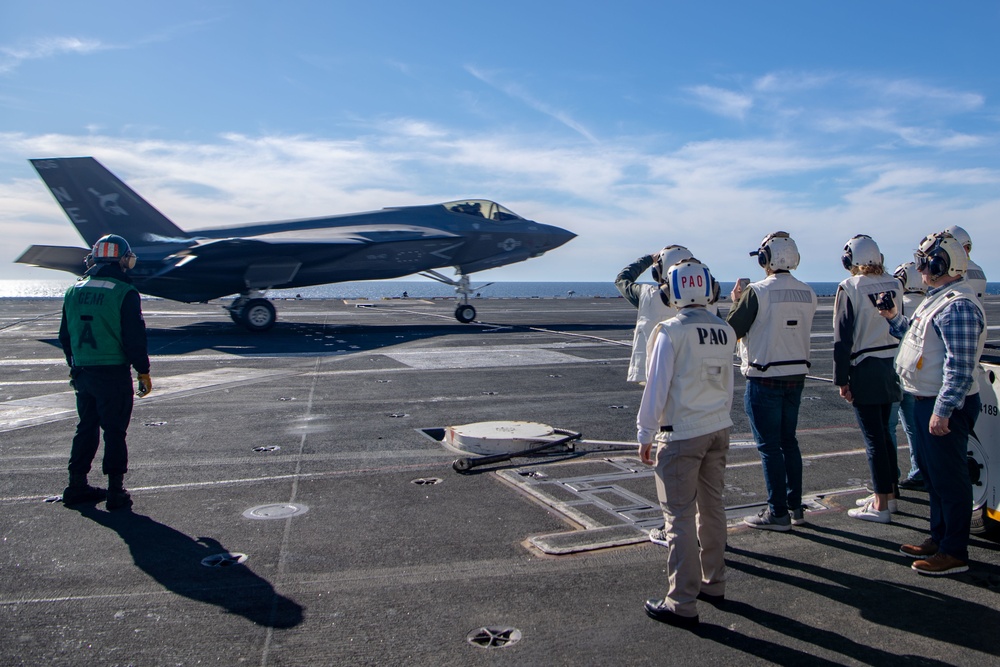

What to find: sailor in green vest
left=59, top=234, right=151, bottom=511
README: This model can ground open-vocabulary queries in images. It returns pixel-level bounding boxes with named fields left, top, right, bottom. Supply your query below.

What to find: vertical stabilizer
left=30, top=157, right=191, bottom=247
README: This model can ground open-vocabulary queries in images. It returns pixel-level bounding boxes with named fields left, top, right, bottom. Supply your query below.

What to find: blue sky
left=2, top=1, right=999, bottom=284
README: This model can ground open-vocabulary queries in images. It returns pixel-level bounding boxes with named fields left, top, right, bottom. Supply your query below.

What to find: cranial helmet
left=942, top=225, right=972, bottom=253
left=915, top=232, right=968, bottom=280
left=841, top=234, right=883, bottom=271
left=893, top=262, right=925, bottom=294
left=91, top=234, right=136, bottom=270
left=751, top=232, right=799, bottom=271
left=651, top=245, right=694, bottom=284
left=665, top=258, right=714, bottom=308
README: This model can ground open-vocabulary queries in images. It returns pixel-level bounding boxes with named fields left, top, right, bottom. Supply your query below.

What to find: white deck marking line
left=381, top=347, right=584, bottom=369
left=0, top=368, right=295, bottom=432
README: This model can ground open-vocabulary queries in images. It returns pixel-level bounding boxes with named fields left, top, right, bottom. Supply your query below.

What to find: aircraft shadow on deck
left=42, top=319, right=634, bottom=357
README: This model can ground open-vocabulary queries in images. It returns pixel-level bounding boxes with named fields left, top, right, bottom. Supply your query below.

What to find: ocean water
left=2, top=279, right=998, bottom=300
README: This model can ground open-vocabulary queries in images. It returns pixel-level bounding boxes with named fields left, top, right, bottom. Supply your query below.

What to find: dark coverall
left=59, top=263, right=149, bottom=480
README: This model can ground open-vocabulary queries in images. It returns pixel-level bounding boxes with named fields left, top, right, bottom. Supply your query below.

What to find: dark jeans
left=853, top=402, right=897, bottom=495
left=69, top=365, right=134, bottom=477
left=744, top=377, right=804, bottom=517
left=911, top=393, right=980, bottom=561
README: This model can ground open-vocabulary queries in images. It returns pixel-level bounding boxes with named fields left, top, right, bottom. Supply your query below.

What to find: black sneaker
left=106, top=490, right=133, bottom=511
left=61, top=484, right=107, bottom=505
left=644, top=599, right=699, bottom=629
left=898, top=477, right=926, bottom=491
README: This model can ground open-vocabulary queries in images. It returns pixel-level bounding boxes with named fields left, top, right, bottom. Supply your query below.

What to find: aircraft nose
left=545, top=225, right=576, bottom=251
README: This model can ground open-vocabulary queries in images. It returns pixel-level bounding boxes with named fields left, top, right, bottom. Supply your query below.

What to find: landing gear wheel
left=455, top=304, right=476, bottom=323
left=241, top=298, right=276, bottom=332
left=229, top=310, right=241, bottom=324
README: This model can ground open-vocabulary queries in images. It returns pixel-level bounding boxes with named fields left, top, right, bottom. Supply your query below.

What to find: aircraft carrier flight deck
left=1, top=294, right=998, bottom=666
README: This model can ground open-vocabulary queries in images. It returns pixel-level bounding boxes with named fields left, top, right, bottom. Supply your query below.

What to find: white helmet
left=942, top=225, right=972, bottom=253
left=751, top=232, right=800, bottom=271
left=893, top=262, right=925, bottom=293
left=841, top=234, right=883, bottom=271
left=664, top=258, right=714, bottom=308
left=915, top=232, right=968, bottom=280
left=652, top=245, right=693, bottom=283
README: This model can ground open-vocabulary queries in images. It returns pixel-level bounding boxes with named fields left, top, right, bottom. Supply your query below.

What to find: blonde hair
left=851, top=265, right=884, bottom=277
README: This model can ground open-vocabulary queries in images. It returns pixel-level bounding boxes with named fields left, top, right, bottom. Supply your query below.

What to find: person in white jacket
left=615, top=246, right=719, bottom=383
left=637, top=258, right=735, bottom=630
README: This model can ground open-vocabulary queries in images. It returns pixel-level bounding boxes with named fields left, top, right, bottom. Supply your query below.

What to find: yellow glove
left=137, top=373, right=153, bottom=397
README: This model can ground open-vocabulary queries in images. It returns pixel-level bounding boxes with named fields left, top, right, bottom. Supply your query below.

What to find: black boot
left=106, top=474, right=132, bottom=511
left=62, top=473, right=106, bottom=505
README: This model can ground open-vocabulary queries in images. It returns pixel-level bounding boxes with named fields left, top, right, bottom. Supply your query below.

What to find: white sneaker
left=855, top=493, right=897, bottom=513
left=648, top=527, right=669, bottom=547
left=848, top=500, right=891, bottom=524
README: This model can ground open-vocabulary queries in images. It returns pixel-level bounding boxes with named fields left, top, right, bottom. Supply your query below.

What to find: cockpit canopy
left=444, top=200, right=522, bottom=222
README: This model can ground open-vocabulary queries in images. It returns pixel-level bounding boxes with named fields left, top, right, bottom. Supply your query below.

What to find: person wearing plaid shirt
left=880, top=231, right=986, bottom=576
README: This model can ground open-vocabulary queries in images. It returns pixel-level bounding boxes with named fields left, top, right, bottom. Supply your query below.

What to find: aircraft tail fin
left=30, top=157, right=192, bottom=248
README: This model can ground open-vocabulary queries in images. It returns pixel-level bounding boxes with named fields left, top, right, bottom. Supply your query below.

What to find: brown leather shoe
left=912, top=552, right=968, bottom=576
left=899, top=539, right=937, bottom=558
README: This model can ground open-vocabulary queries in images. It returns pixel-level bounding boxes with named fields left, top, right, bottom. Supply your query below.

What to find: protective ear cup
left=122, top=252, right=137, bottom=270
left=651, top=265, right=660, bottom=283
left=710, top=277, right=721, bottom=304
left=928, top=253, right=948, bottom=279
left=841, top=252, right=853, bottom=271
left=756, top=246, right=769, bottom=268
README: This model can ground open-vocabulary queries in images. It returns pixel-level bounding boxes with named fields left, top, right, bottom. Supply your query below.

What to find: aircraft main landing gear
left=227, top=293, right=277, bottom=332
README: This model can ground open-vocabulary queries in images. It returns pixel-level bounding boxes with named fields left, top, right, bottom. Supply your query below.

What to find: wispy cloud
left=4, top=121, right=999, bottom=285
left=685, top=85, right=753, bottom=120
left=0, top=36, right=106, bottom=74
left=465, top=65, right=598, bottom=144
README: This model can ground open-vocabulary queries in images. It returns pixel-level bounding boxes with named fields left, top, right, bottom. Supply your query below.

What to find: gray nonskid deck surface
left=1, top=296, right=998, bottom=666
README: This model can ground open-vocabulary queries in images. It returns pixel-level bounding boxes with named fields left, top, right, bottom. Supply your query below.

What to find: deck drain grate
left=388, top=413, right=409, bottom=418
left=201, top=553, right=248, bottom=567
left=143, top=421, right=167, bottom=427
left=411, top=477, right=442, bottom=486
left=467, top=627, right=522, bottom=649
left=253, top=445, right=281, bottom=452
left=242, top=503, right=309, bottom=520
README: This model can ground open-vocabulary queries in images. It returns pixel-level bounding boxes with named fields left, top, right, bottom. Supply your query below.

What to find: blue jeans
left=744, top=378, right=804, bottom=517
left=897, top=392, right=922, bottom=481
left=911, top=393, right=979, bottom=561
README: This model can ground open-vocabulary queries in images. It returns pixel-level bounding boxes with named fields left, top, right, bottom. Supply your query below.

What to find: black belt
left=659, top=426, right=672, bottom=432
left=913, top=395, right=936, bottom=401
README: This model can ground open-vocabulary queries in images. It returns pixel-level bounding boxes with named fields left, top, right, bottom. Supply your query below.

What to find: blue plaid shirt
left=888, top=279, right=984, bottom=418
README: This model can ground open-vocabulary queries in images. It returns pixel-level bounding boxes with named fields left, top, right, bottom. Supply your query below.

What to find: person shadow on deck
left=70, top=504, right=304, bottom=629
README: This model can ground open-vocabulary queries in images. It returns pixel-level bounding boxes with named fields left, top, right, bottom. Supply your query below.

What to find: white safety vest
left=901, top=290, right=925, bottom=317
left=651, top=309, right=735, bottom=441
left=742, top=273, right=817, bottom=378
left=895, top=280, right=986, bottom=397
left=836, top=275, right=900, bottom=366
left=629, top=285, right=717, bottom=382
left=966, top=258, right=987, bottom=305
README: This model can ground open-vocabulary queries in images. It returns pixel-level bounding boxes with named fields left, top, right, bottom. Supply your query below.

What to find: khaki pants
left=653, top=427, right=729, bottom=617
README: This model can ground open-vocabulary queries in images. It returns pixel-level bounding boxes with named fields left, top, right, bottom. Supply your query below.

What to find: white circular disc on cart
left=444, top=421, right=555, bottom=456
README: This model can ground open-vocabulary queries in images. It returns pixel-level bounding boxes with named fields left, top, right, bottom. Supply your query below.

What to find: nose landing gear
left=420, top=269, right=492, bottom=323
